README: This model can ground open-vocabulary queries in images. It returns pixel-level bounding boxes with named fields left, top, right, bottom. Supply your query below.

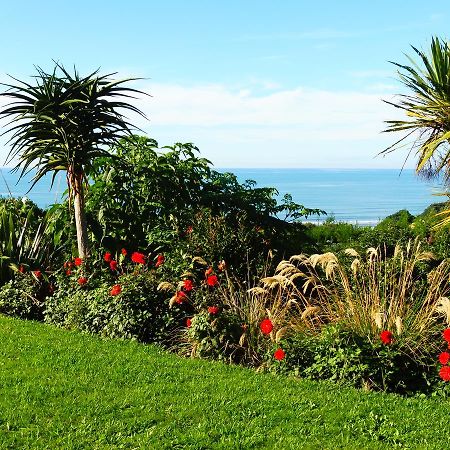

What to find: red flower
left=18, top=264, right=25, bottom=273
left=443, top=328, right=450, bottom=343
left=74, top=257, right=82, bottom=267
left=66, top=269, right=72, bottom=276
left=121, top=248, right=127, bottom=256
left=380, top=330, right=393, bottom=345
left=274, top=348, right=286, bottom=361
left=131, top=252, right=146, bottom=264
left=183, top=279, right=194, bottom=292
left=110, top=284, right=122, bottom=296
left=186, top=318, right=192, bottom=328
left=186, top=226, right=193, bottom=234
left=110, top=260, right=118, bottom=271
left=439, top=352, right=450, bottom=365
left=33, top=270, right=42, bottom=279
left=77, top=277, right=88, bottom=286
left=175, top=291, right=187, bottom=304
left=63, top=261, right=73, bottom=269
left=205, top=267, right=213, bottom=277
left=439, top=365, right=450, bottom=382
left=206, top=275, right=219, bottom=287
left=208, top=306, right=219, bottom=315
left=104, top=252, right=112, bottom=262
left=155, top=254, right=165, bottom=267
left=260, top=318, right=273, bottom=335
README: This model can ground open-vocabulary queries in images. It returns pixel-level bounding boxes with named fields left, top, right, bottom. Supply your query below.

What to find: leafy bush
left=85, top=136, right=322, bottom=273
left=282, top=324, right=434, bottom=393
left=45, top=262, right=183, bottom=345
left=0, top=272, right=49, bottom=320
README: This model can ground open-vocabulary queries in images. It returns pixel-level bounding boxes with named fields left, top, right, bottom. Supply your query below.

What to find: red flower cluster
left=77, top=277, right=88, bottom=286
left=274, top=348, right=285, bottom=361
left=260, top=318, right=273, bottom=335
left=63, top=261, right=73, bottom=269
left=104, top=252, right=112, bottom=263
left=110, top=260, right=118, bottom=271
left=443, top=328, right=450, bottom=343
left=110, top=284, right=122, bottom=296
left=74, top=257, right=82, bottom=267
left=33, top=270, right=42, bottom=279
left=205, top=267, right=213, bottom=277
left=175, top=291, right=187, bottom=304
left=440, top=366, right=450, bottom=382
left=380, top=330, right=393, bottom=345
left=186, top=318, right=192, bottom=328
left=155, top=254, right=165, bottom=268
left=208, top=306, right=219, bottom=315
left=439, top=352, right=450, bottom=365
left=131, top=252, right=146, bottom=264
left=66, top=269, right=72, bottom=276
left=18, top=264, right=26, bottom=273
left=183, top=279, right=194, bottom=292
left=206, top=275, right=219, bottom=287
left=121, top=248, right=127, bottom=256
left=439, top=330, right=450, bottom=382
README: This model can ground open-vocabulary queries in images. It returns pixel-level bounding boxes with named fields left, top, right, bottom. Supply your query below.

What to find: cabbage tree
left=382, top=37, right=450, bottom=227
left=0, top=64, right=147, bottom=258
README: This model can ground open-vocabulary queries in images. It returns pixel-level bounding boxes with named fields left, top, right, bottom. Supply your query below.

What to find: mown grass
left=0, top=315, right=448, bottom=449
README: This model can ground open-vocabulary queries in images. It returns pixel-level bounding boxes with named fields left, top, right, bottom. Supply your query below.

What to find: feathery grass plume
left=344, top=248, right=360, bottom=257
left=435, top=297, right=450, bottom=326
left=157, top=281, right=175, bottom=292
left=287, top=239, right=450, bottom=358
left=192, top=256, right=208, bottom=266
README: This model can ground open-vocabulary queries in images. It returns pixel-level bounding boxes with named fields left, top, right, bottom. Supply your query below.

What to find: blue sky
left=0, top=1, right=449, bottom=168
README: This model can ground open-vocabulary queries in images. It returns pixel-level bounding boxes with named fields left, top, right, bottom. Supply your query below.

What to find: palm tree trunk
left=70, top=169, right=89, bottom=259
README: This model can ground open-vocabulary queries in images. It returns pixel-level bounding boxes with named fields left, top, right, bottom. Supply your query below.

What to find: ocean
left=0, top=167, right=443, bottom=225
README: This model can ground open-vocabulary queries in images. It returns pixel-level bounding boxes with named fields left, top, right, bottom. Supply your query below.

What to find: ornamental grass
left=257, top=239, right=450, bottom=359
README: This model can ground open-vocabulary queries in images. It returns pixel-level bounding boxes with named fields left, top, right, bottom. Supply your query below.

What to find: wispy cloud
left=126, top=81, right=408, bottom=168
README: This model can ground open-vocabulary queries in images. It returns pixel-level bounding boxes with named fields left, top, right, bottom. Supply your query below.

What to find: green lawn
left=0, top=315, right=448, bottom=449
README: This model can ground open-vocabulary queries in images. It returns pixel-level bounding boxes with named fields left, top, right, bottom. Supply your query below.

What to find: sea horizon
left=0, top=167, right=444, bottom=225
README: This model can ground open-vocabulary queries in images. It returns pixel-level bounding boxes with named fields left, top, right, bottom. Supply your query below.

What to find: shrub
left=282, top=324, right=434, bottom=393
left=45, top=268, right=183, bottom=345
left=0, top=272, right=49, bottom=320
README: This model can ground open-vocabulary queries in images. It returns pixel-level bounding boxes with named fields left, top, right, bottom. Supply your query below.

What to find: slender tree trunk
left=69, top=169, right=89, bottom=259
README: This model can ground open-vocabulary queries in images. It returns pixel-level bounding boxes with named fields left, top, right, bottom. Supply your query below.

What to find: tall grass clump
left=263, top=240, right=449, bottom=356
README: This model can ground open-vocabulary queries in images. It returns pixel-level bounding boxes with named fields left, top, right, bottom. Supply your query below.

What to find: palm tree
left=0, top=63, right=147, bottom=258
left=382, top=37, right=450, bottom=227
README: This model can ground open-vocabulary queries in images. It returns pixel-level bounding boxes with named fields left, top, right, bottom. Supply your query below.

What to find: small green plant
left=0, top=271, right=49, bottom=320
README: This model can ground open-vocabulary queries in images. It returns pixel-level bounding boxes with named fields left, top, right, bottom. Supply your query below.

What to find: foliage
left=186, top=310, right=243, bottom=361
left=282, top=325, right=434, bottom=393
left=86, top=135, right=323, bottom=267
left=382, top=36, right=450, bottom=228
left=45, top=260, right=183, bottom=345
left=0, top=198, right=56, bottom=283
left=0, top=272, right=49, bottom=320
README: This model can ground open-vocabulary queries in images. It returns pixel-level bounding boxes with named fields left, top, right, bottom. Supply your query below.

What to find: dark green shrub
left=0, top=272, right=49, bottom=320
left=282, top=325, right=435, bottom=393
left=186, top=309, right=243, bottom=362
left=45, top=271, right=183, bottom=345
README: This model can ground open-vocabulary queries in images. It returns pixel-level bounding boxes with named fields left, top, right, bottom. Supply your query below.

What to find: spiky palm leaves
left=382, top=37, right=450, bottom=227
left=0, top=63, right=147, bottom=257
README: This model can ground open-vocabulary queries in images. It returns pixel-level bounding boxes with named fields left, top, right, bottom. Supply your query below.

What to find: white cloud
left=0, top=81, right=411, bottom=169
left=128, top=82, right=409, bottom=168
